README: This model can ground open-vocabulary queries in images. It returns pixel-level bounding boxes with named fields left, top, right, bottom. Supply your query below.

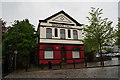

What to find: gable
left=48, top=13, right=74, bottom=24
left=52, top=15, right=72, bottom=23
left=43, top=10, right=82, bottom=26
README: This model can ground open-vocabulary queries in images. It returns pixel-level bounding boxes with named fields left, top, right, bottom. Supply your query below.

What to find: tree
left=116, top=17, right=120, bottom=51
left=84, top=36, right=99, bottom=62
left=3, top=19, right=37, bottom=71
left=84, top=34, right=99, bottom=53
left=83, top=7, right=115, bottom=65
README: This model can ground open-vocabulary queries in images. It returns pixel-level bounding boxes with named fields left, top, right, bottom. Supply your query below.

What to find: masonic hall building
left=37, top=10, right=84, bottom=64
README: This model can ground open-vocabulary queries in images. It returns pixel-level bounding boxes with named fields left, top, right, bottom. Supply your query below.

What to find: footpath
left=4, top=66, right=120, bottom=78
left=3, top=57, right=120, bottom=78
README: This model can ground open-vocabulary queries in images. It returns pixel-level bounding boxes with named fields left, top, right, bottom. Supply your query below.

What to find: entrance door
left=61, top=47, right=66, bottom=62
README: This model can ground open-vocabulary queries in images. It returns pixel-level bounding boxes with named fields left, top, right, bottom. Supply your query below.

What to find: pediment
left=50, top=14, right=73, bottom=24
left=43, top=10, right=82, bottom=26
left=47, top=13, right=76, bottom=25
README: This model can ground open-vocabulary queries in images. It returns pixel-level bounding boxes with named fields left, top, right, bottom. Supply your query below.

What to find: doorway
left=61, top=47, right=66, bottom=62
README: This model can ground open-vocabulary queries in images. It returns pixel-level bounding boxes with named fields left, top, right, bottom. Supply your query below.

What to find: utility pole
left=14, top=50, right=18, bottom=71
left=14, top=21, right=19, bottom=72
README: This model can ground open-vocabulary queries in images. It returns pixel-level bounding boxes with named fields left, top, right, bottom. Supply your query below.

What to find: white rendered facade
left=37, top=10, right=83, bottom=45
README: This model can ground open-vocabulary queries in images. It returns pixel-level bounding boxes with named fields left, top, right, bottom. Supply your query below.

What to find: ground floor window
left=44, top=47, right=54, bottom=59
left=72, top=48, right=80, bottom=58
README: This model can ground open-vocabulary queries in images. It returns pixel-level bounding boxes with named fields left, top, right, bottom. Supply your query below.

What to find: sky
left=1, top=0, right=120, bottom=30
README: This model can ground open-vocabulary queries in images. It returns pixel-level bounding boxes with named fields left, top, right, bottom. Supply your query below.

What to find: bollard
left=85, top=57, right=87, bottom=67
left=60, top=62, right=62, bottom=69
left=48, top=61, right=52, bottom=69
left=102, top=61, right=104, bottom=66
left=73, top=60, right=75, bottom=68
left=41, top=63, right=44, bottom=70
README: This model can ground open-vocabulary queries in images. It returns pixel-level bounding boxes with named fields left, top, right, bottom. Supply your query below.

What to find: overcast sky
left=1, top=0, right=119, bottom=30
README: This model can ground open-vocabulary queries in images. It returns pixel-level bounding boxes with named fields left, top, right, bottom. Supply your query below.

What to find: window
left=60, top=29, right=65, bottom=39
left=44, top=47, right=54, bottom=59
left=46, top=28, right=52, bottom=39
left=68, top=29, right=71, bottom=38
left=72, top=48, right=80, bottom=58
left=73, top=30, right=78, bottom=40
left=55, top=28, right=58, bottom=37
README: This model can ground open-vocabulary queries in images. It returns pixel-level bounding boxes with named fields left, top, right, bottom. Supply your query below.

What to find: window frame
left=72, top=48, right=80, bottom=59
left=46, top=28, right=52, bottom=39
left=73, top=30, right=78, bottom=40
left=44, top=47, right=54, bottom=59
left=60, top=29, right=65, bottom=39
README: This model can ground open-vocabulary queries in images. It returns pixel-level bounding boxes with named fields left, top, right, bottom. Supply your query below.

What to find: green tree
left=84, top=34, right=99, bottom=53
left=83, top=7, right=115, bottom=65
left=116, top=18, right=120, bottom=50
left=84, top=36, right=99, bottom=62
left=3, top=19, right=37, bottom=71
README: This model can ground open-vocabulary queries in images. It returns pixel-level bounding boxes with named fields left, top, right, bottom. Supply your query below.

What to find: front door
left=61, top=47, right=66, bottom=62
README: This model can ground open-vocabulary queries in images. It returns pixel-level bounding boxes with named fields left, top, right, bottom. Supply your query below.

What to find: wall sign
left=52, top=24, right=72, bottom=28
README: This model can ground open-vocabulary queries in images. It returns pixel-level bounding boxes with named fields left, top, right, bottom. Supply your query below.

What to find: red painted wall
left=39, top=44, right=84, bottom=64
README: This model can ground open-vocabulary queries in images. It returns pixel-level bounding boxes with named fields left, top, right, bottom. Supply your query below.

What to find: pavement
left=3, top=57, right=120, bottom=78
left=4, top=66, right=120, bottom=78
left=87, top=57, right=120, bottom=67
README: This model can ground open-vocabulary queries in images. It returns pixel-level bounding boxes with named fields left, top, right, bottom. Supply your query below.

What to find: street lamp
left=14, top=50, right=18, bottom=71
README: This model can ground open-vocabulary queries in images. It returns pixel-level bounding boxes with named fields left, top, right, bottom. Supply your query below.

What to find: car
left=102, top=54, right=107, bottom=57
left=112, top=53, right=116, bottom=57
left=96, top=53, right=100, bottom=57
left=106, top=53, right=113, bottom=57
left=114, top=53, right=120, bottom=57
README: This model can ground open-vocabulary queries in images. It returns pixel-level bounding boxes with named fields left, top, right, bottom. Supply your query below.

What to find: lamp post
left=14, top=50, right=18, bottom=71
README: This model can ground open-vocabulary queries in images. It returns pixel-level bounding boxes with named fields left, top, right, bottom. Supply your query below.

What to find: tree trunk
left=25, top=56, right=30, bottom=72
left=99, top=42, right=104, bottom=66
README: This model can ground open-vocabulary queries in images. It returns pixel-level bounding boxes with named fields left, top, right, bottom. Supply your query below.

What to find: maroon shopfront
left=39, top=44, right=84, bottom=64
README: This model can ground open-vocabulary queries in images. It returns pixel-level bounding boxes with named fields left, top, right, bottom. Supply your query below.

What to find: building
left=37, top=10, right=84, bottom=64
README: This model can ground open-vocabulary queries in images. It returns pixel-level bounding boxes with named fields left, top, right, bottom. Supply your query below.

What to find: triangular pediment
left=51, top=14, right=72, bottom=23
left=43, top=10, right=82, bottom=26
left=48, top=13, right=75, bottom=24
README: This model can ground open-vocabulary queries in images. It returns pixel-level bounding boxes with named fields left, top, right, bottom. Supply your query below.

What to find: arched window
left=44, top=47, right=54, bottom=59
left=73, top=30, right=78, bottom=40
left=72, top=48, right=80, bottom=58
left=60, top=29, right=65, bottom=39
left=46, top=28, right=52, bottom=39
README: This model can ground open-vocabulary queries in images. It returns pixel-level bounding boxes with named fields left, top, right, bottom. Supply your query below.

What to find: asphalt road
left=4, top=66, right=119, bottom=78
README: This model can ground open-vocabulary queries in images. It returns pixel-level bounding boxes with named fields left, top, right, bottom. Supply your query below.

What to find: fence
left=2, top=55, right=120, bottom=77
left=37, top=56, right=120, bottom=70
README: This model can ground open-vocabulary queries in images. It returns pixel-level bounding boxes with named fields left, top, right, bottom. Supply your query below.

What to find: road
left=4, top=66, right=119, bottom=78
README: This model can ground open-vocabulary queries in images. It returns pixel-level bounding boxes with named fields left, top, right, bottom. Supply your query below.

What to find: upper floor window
left=55, top=28, right=58, bottom=37
left=46, top=28, right=52, bottom=39
left=68, top=29, right=71, bottom=38
left=60, top=29, right=65, bottom=39
left=73, top=30, right=78, bottom=40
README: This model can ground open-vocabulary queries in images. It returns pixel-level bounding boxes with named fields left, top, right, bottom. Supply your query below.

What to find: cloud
left=2, top=2, right=118, bottom=30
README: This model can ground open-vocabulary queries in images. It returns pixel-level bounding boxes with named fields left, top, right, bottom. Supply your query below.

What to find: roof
left=39, top=10, right=82, bottom=26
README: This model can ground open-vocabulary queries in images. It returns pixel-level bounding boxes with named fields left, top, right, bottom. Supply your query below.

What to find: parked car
left=112, top=53, right=116, bottom=57
left=106, top=53, right=113, bottom=57
left=96, top=53, right=100, bottom=57
left=114, top=53, right=120, bottom=57
left=102, top=54, right=107, bottom=57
